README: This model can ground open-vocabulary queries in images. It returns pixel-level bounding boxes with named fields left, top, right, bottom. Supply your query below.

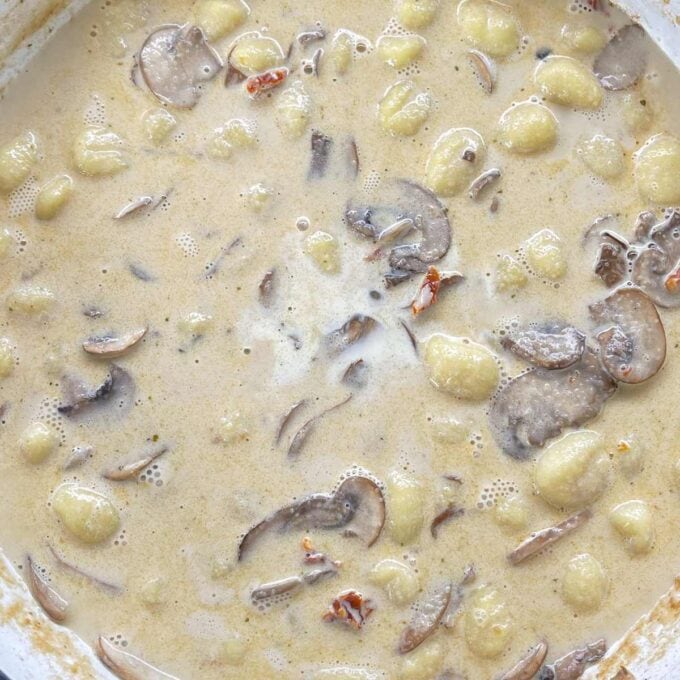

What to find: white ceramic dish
left=1, top=1, right=679, bottom=678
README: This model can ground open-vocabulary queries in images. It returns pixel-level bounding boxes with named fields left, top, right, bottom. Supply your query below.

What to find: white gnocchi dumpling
left=207, top=119, right=257, bottom=159
left=73, top=126, right=127, bottom=176
left=525, top=229, right=567, bottom=281
left=218, top=411, right=249, bottom=444
left=20, top=422, right=57, bottom=464
left=534, top=430, right=609, bottom=510
left=399, top=639, right=445, bottom=679
left=0, top=338, right=15, bottom=378
left=276, top=81, right=312, bottom=139
left=429, top=415, right=469, bottom=444
left=0, top=228, right=13, bottom=258
left=139, top=576, right=165, bottom=606
left=493, top=495, right=528, bottom=530
left=178, top=311, right=214, bottom=335
left=622, top=92, right=653, bottom=133
left=560, top=24, right=607, bottom=53
left=424, top=127, right=485, bottom=196
left=377, top=35, right=425, bottom=69
left=396, top=0, right=440, bottom=30
left=424, top=334, right=499, bottom=400
left=142, top=108, right=177, bottom=145
left=378, top=80, right=432, bottom=137
left=35, top=174, right=74, bottom=220
left=495, top=254, right=528, bottom=292
left=497, top=101, right=558, bottom=154
left=368, top=558, right=420, bottom=604
left=464, top=585, right=514, bottom=658
left=456, top=0, right=520, bottom=58
left=387, top=471, right=425, bottom=544
left=609, top=500, right=654, bottom=554
left=329, top=30, right=354, bottom=75
left=634, top=134, right=680, bottom=204
left=53, top=484, right=120, bottom=544
left=534, top=56, right=603, bottom=109
left=0, top=131, right=38, bottom=193
left=244, top=183, right=272, bottom=212
left=576, top=134, right=625, bottom=179
left=230, top=35, right=284, bottom=75
left=7, top=285, right=55, bottom=314
left=562, top=553, right=608, bottom=612
left=305, top=231, right=341, bottom=273
left=195, top=0, right=250, bottom=41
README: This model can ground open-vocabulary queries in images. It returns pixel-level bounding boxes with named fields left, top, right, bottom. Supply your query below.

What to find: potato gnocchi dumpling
left=424, top=127, right=485, bottom=196
left=20, top=422, right=57, bottom=464
left=230, top=35, right=284, bottom=75
left=244, top=183, right=272, bottom=212
left=218, top=411, right=249, bottom=444
left=456, top=0, right=520, bottom=58
left=387, top=471, right=425, bottom=544
left=562, top=553, right=608, bottom=612
left=207, top=119, right=257, bottom=159
left=7, top=285, right=56, bottom=314
left=396, top=0, right=440, bottom=30
left=139, top=577, right=165, bottom=606
left=377, top=35, right=425, bottom=69
left=0, top=228, right=13, bottom=258
left=399, top=639, right=445, bottom=679
left=73, top=126, right=127, bottom=176
left=497, top=101, right=558, bottom=154
left=424, top=334, right=499, bottom=400
left=634, top=134, right=680, bottom=204
left=609, top=500, right=654, bottom=555
left=534, top=430, right=609, bottom=510
left=35, top=174, right=74, bottom=220
left=560, top=24, right=607, bottom=53
left=378, top=80, right=432, bottom=137
left=142, top=108, right=177, bottom=144
left=195, top=0, right=250, bottom=41
left=622, top=92, right=653, bottom=133
left=464, top=585, right=514, bottom=658
left=305, top=230, right=341, bottom=273
left=495, top=254, right=528, bottom=291
left=525, top=229, right=567, bottom=280
left=368, top=558, right=420, bottom=604
left=276, top=81, right=312, bottom=139
left=329, top=30, right=354, bottom=75
left=493, top=495, right=528, bottom=530
left=0, top=338, right=14, bottom=378
left=534, top=56, right=603, bottom=109
left=0, top=131, right=38, bottom=193
left=576, top=134, right=625, bottom=179
left=52, top=484, right=120, bottom=544
left=178, top=311, right=214, bottom=335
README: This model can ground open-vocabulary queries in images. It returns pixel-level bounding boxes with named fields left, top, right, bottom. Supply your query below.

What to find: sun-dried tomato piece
left=411, top=267, right=464, bottom=316
left=245, top=67, right=289, bottom=97
left=323, top=589, right=374, bottom=629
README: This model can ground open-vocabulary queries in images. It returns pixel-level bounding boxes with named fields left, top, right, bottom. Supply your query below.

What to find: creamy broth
left=1, top=0, right=680, bottom=678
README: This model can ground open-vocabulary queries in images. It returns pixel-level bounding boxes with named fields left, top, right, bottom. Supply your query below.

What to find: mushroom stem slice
left=498, top=640, right=548, bottom=680
left=83, top=327, right=147, bottom=359
left=251, top=576, right=303, bottom=602
left=326, top=315, right=378, bottom=355
left=113, top=197, right=153, bottom=219
left=500, top=325, right=585, bottom=370
left=103, top=445, right=168, bottom=481
left=594, top=24, right=647, bottom=91
left=543, top=638, right=607, bottom=680
left=287, top=395, right=352, bottom=458
left=275, top=399, right=308, bottom=445
left=430, top=504, right=464, bottom=538
left=398, top=582, right=452, bottom=654
left=468, top=168, right=501, bottom=200
left=508, top=509, right=592, bottom=565
left=467, top=49, right=496, bottom=94
left=95, top=636, right=180, bottom=680
left=26, top=555, right=68, bottom=622
left=309, top=130, right=333, bottom=179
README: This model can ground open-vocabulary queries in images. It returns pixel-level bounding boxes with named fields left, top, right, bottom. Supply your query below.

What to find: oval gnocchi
left=52, top=484, right=120, bottom=544
left=497, top=101, right=558, bottom=154
left=424, top=127, right=485, bottom=196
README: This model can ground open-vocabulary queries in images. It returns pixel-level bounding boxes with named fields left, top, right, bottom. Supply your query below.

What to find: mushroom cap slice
left=398, top=582, right=452, bottom=654
left=96, top=636, right=179, bottom=680
left=590, top=287, right=666, bottom=384
left=594, top=24, right=647, bottom=91
left=500, top=325, right=585, bottom=370
left=139, top=24, right=222, bottom=108
left=59, top=364, right=136, bottom=419
left=238, top=475, right=385, bottom=560
left=489, top=350, right=616, bottom=460
left=26, top=555, right=68, bottom=622
left=83, top=327, right=147, bottom=359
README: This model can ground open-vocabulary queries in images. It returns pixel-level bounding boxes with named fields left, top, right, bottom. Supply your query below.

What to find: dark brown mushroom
left=594, top=25, right=647, bottom=91
left=590, top=287, right=666, bottom=383
left=238, top=475, right=385, bottom=561
left=489, top=351, right=616, bottom=460
left=539, top=638, right=607, bottom=679
left=498, top=640, right=549, bottom=680
left=138, top=24, right=222, bottom=108
left=325, top=314, right=378, bottom=356
left=595, top=240, right=628, bottom=287
left=398, top=582, right=452, bottom=654
left=500, top=325, right=585, bottom=370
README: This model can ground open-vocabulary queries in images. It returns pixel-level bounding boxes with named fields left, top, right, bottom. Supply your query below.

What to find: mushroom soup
left=1, top=0, right=680, bottom=678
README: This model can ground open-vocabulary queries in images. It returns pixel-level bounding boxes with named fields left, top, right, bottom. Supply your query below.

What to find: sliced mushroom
left=430, top=504, right=464, bottom=538
left=325, top=314, right=378, bottom=355
left=541, top=638, right=607, bottom=680
left=82, top=327, right=147, bottom=359
left=467, top=49, right=496, bottom=94
left=595, top=240, right=628, bottom=288
left=59, top=364, right=136, bottom=418
left=63, top=444, right=95, bottom=470
left=341, top=359, right=368, bottom=388
left=259, top=269, right=275, bottom=306
left=590, top=287, right=666, bottom=384
left=113, top=196, right=153, bottom=219
left=501, top=325, right=585, bottom=370
left=508, top=509, right=592, bottom=565
left=238, top=475, right=385, bottom=561
left=103, top=445, right=168, bottom=481
left=489, top=350, right=616, bottom=459
left=398, top=582, right=452, bottom=654
left=468, top=168, right=501, bottom=200
left=347, top=137, right=360, bottom=178
left=309, top=130, right=333, bottom=179
left=96, top=636, right=179, bottom=680
left=594, top=24, right=647, bottom=91
left=400, top=319, right=419, bottom=354
left=251, top=575, right=303, bottom=602
left=26, top=555, right=68, bottom=622
left=138, top=24, right=222, bottom=108
left=275, top=399, right=308, bottom=445
left=498, top=640, right=548, bottom=680
left=287, top=394, right=352, bottom=458
left=48, top=544, right=122, bottom=595
left=297, top=29, right=327, bottom=46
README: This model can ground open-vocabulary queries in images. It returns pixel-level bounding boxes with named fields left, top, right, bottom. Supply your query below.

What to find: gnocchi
left=0, top=228, right=13, bottom=258
left=139, top=577, right=165, bottom=606
left=493, top=495, right=528, bottom=530
left=562, top=553, right=608, bottom=612
left=276, top=81, right=312, bottom=139
left=7, top=285, right=56, bottom=314
left=609, top=500, right=654, bottom=554
left=497, top=101, right=558, bottom=154
left=0, top=131, right=38, bottom=193
left=178, top=311, right=214, bottom=335
left=534, top=55, right=603, bottom=109
left=142, top=108, right=177, bottom=144
left=622, top=92, right=653, bottom=133
left=378, top=80, right=432, bottom=137
left=377, top=35, right=425, bottom=69
left=305, top=231, right=341, bottom=274
left=560, top=24, right=607, bottom=53
left=35, top=174, right=74, bottom=220
left=576, top=134, right=625, bottom=179
left=73, top=126, right=127, bottom=176
left=0, top=338, right=15, bottom=378
left=244, top=183, right=272, bottom=212
left=20, top=422, right=57, bottom=464
left=534, top=430, right=609, bottom=510
left=207, top=119, right=257, bottom=159
left=218, top=636, right=248, bottom=665
left=634, top=134, right=680, bottom=204
left=464, top=585, right=514, bottom=658
left=195, top=0, right=250, bottom=41
left=230, top=36, right=284, bottom=75
left=396, top=0, right=440, bottom=30
left=399, top=639, right=445, bottom=679
left=52, top=484, right=120, bottom=544
left=495, top=254, right=528, bottom=291
left=329, top=30, right=354, bottom=75
left=457, top=0, right=520, bottom=58
left=424, top=334, right=499, bottom=400
left=525, top=229, right=567, bottom=281
left=424, top=127, right=485, bottom=196
left=429, top=415, right=469, bottom=444
left=368, top=558, right=419, bottom=604
left=218, top=411, right=249, bottom=444
left=387, top=471, right=425, bottom=544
